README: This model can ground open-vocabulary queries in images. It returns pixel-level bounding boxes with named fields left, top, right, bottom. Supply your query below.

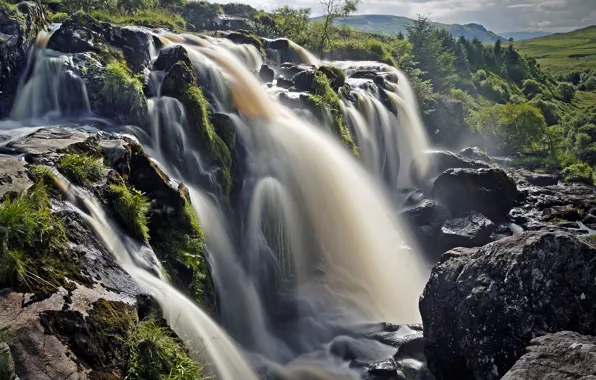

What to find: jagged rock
left=293, top=70, right=315, bottom=91
left=410, top=150, right=489, bottom=188
left=278, top=62, right=303, bottom=79
left=401, top=200, right=449, bottom=257
left=420, top=231, right=596, bottom=380
left=502, top=331, right=596, bottom=380
left=319, top=66, right=345, bottom=91
left=368, top=359, right=405, bottom=379
left=153, top=44, right=191, bottom=72
left=269, top=38, right=290, bottom=51
left=0, top=342, right=17, bottom=380
left=276, top=76, right=294, bottom=89
left=350, top=70, right=377, bottom=80
left=161, top=61, right=196, bottom=97
left=0, top=1, right=48, bottom=117
left=432, top=168, right=519, bottom=221
left=459, top=146, right=491, bottom=163
left=0, top=156, right=32, bottom=200
left=438, top=212, right=494, bottom=250
left=259, top=64, right=274, bottom=82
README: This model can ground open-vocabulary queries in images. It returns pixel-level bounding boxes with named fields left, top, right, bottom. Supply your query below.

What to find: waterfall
left=4, top=28, right=433, bottom=380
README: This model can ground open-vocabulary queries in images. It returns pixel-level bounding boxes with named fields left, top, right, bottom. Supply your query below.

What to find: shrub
left=327, top=39, right=396, bottom=66
left=522, top=79, right=542, bottom=99
left=529, top=98, right=560, bottom=126
left=561, top=162, right=594, bottom=185
left=471, top=102, right=547, bottom=154
left=50, top=12, right=69, bottom=22
left=558, top=82, right=576, bottom=103
left=472, top=69, right=488, bottom=82
left=126, top=321, right=204, bottom=380
left=585, top=77, right=596, bottom=92
left=109, top=183, right=150, bottom=241
left=509, top=94, right=523, bottom=104
left=57, top=153, right=103, bottom=185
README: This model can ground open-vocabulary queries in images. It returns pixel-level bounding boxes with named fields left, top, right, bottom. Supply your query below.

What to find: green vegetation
left=108, top=182, right=150, bottom=241
left=57, top=153, right=104, bottom=185
left=308, top=70, right=358, bottom=155
left=90, top=9, right=185, bottom=30
left=126, top=321, right=204, bottom=380
left=50, top=11, right=69, bottom=22
left=562, top=162, right=595, bottom=184
left=514, top=26, right=596, bottom=72
left=101, top=61, right=148, bottom=125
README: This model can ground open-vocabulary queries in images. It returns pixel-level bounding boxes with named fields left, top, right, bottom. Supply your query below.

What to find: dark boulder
left=278, top=62, right=303, bottom=79
left=438, top=212, right=494, bottom=250
left=276, top=76, right=294, bottom=89
left=153, top=45, right=191, bottom=72
left=269, top=38, right=290, bottom=50
left=225, top=30, right=263, bottom=53
left=431, top=168, right=519, bottom=221
left=401, top=200, right=449, bottom=258
left=293, top=70, right=315, bottom=91
left=259, top=64, right=274, bottom=83
left=410, top=150, right=489, bottom=189
left=523, top=171, right=559, bottom=186
left=420, top=231, right=596, bottom=380
left=0, top=1, right=48, bottom=117
left=459, top=146, right=491, bottom=163
left=161, top=61, right=196, bottom=97
left=350, top=70, right=377, bottom=80
left=502, top=331, right=596, bottom=380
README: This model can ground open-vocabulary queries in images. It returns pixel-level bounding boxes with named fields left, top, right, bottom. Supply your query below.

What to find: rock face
left=420, top=231, right=596, bottom=380
left=0, top=1, right=47, bottom=117
left=410, top=150, right=489, bottom=189
left=401, top=200, right=449, bottom=258
left=432, top=168, right=519, bottom=221
left=153, top=44, right=191, bottom=72
left=259, top=64, right=274, bottom=82
left=502, top=331, right=596, bottom=379
left=438, top=212, right=494, bottom=250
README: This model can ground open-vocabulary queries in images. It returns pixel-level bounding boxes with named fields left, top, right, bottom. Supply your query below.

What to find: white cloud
left=508, top=4, right=534, bottom=8
left=529, top=20, right=552, bottom=27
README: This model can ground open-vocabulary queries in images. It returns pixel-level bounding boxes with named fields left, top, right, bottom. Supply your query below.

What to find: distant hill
left=499, top=31, right=552, bottom=41
left=311, top=14, right=505, bottom=43
left=514, top=25, right=596, bottom=72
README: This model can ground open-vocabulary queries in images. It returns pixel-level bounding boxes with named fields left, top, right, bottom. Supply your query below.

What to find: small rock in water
left=259, top=64, right=274, bottom=83
left=276, top=76, right=293, bottom=89
left=369, top=359, right=406, bottom=379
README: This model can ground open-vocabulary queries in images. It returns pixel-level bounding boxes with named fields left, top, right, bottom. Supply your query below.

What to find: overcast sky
left=213, top=0, right=596, bottom=33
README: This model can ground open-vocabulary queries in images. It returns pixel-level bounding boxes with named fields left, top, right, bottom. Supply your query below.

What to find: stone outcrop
left=420, top=231, right=596, bottom=380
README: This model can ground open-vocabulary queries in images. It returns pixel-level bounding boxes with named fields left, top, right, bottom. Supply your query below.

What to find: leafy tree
left=269, top=6, right=311, bottom=42
left=522, top=79, right=542, bottom=99
left=317, top=0, right=360, bottom=57
left=558, top=82, right=576, bottom=103
left=471, top=103, right=547, bottom=153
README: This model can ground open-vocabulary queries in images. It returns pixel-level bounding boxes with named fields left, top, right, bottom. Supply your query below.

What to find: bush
left=126, top=321, right=204, bottom=380
left=472, top=69, right=488, bottom=82
left=558, top=82, right=576, bottom=103
left=585, top=77, right=596, bottom=92
left=529, top=98, right=560, bottom=126
left=327, top=38, right=396, bottom=66
left=471, top=102, right=547, bottom=154
left=57, top=154, right=104, bottom=185
left=561, top=162, right=594, bottom=185
left=50, top=12, right=69, bottom=22
left=108, top=183, right=150, bottom=241
left=521, top=79, right=542, bottom=99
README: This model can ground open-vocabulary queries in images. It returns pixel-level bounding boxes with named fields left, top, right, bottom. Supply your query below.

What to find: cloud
left=507, top=4, right=534, bottom=8
left=529, top=20, right=552, bottom=27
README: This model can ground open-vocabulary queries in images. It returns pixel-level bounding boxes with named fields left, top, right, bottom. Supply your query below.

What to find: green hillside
left=514, top=25, right=596, bottom=72
left=311, top=14, right=504, bottom=43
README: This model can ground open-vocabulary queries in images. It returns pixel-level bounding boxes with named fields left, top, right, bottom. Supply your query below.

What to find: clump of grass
left=90, top=9, right=186, bottom=31
left=101, top=61, right=147, bottom=125
left=50, top=12, right=68, bottom=22
left=562, top=162, right=594, bottom=184
left=109, top=183, right=150, bottom=241
left=125, top=321, right=204, bottom=380
left=57, top=153, right=104, bottom=185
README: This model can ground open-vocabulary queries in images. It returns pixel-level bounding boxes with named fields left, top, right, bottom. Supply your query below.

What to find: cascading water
left=5, top=27, right=433, bottom=380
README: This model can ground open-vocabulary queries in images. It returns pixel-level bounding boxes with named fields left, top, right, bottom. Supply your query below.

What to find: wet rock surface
left=502, top=331, right=596, bottom=379
left=432, top=167, right=519, bottom=221
left=420, top=231, right=596, bottom=380
left=438, top=212, right=494, bottom=251
left=410, top=150, right=489, bottom=189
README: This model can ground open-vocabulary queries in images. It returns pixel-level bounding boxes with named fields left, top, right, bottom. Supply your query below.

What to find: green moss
left=50, top=11, right=68, bottom=22
left=151, top=193, right=213, bottom=308
left=57, top=153, right=104, bottom=186
left=125, top=321, right=204, bottom=380
left=175, top=65, right=233, bottom=197
left=307, top=70, right=358, bottom=156
left=108, top=183, right=150, bottom=242
left=101, top=61, right=147, bottom=125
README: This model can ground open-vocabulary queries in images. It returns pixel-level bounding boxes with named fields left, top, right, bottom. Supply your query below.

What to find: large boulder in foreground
left=432, top=168, right=519, bottom=221
left=420, top=231, right=596, bottom=380
left=502, top=331, right=596, bottom=380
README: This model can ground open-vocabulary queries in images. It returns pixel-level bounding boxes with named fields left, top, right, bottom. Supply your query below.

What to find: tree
left=317, top=0, right=359, bottom=58
left=558, top=82, right=576, bottom=103
left=270, top=6, right=311, bottom=41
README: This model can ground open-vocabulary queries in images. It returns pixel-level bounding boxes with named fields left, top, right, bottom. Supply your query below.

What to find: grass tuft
left=101, top=61, right=147, bottom=125
left=57, top=154, right=104, bottom=186
left=108, top=183, right=150, bottom=241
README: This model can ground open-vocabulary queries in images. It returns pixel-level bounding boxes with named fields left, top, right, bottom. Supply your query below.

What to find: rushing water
left=5, top=30, right=433, bottom=379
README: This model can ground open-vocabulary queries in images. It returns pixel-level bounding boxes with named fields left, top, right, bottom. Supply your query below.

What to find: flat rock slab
left=1, top=127, right=92, bottom=156
left=0, top=155, right=31, bottom=199
left=503, top=331, right=596, bottom=379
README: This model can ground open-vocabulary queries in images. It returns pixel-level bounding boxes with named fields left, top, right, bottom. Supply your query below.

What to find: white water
left=7, top=28, right=433, bottom=380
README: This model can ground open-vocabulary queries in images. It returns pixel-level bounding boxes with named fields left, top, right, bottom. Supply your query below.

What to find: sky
left=212, top=0, right=596, bottom=33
